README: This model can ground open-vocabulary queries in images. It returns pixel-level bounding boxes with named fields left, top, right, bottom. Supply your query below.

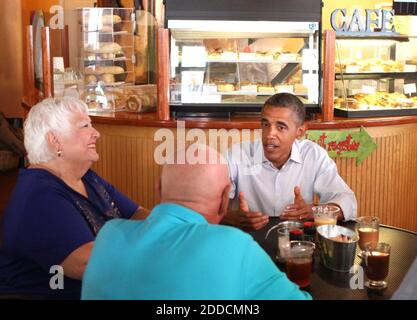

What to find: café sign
left=331, top=8, right=398, bottom=35
left=305, top=127, right=377, bottom=165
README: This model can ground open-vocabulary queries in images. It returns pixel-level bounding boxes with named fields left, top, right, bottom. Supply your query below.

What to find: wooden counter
left=90, top=112, right=417, bottom=232
left=90, top=111, right=417, bottom=129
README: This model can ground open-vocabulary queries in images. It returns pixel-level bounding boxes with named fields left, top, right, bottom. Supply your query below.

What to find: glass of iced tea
left=364, top=242, right=390, bottom=290
left=285, top=241, right=315, bottom=288
left=312, top=205, right=339, bottom=227
left=357, top=216, right=379, bottom=257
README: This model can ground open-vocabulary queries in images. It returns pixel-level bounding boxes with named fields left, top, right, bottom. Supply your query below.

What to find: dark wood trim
left=96, top=0, right=116, bottom=7
left=22, top=96, right=417, bottom=129
left=85, top=112, right=417, bottom=130
left=25, top=25, right=36, bottom=106
left=22, top=97, right=417, bottom=130
left=307, top=115, right=417, bottom=129
left=322, top=29, right=336, bottom=122
left=156, top=28, right=170, bottom=120
left=41, top=26, right=52, bottom=98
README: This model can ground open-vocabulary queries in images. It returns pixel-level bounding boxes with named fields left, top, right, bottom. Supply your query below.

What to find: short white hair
left=24, top=97, right=88, bottom=164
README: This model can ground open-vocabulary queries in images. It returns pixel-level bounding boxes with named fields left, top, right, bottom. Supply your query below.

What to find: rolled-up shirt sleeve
left=314, top=161, right=357, bottom=221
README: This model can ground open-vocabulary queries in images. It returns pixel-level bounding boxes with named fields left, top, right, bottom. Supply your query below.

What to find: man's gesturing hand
left=281, top=186, right=313, bottom=221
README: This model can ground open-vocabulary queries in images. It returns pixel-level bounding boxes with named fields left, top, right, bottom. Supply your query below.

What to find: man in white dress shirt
left=222, top=93, right=357, bottom=230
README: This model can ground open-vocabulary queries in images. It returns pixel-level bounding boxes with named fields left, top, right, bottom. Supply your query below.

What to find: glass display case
left=168, top=20, right=320, bottom=115
left=334, top=35, right=417, bottom=117
left=77, top=7, right=136, bottom=111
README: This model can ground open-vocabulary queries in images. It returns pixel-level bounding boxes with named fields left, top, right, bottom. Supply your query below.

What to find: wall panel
left=92, top=123, right=417, bottom=232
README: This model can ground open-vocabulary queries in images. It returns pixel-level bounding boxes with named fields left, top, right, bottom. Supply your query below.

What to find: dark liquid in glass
left=366, top=252, right=389, bottom=281
left=286, top=258, right=312, bottom=288
left=358, top=227, right=379, bottom=250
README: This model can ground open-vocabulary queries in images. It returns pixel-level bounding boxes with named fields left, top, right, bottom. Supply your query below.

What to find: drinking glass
left=277, top=227, right=291, bottom=261
left=312, top=205, right=339, bottom=227
left=276, top=226, right=304, bottom=261
left=364, top=242, right=390, bottom=290
left=356, top=216, right=379, bottom=258
left=285, top=241, right=315, bottom=288
left=264, top=221, right=304, bottom=263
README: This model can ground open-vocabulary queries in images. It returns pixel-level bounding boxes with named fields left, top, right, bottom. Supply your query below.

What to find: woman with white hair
left=0, top=97, right=149, bottom=299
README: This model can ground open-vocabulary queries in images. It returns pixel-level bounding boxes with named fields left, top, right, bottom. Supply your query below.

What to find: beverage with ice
left=313, top=205, right=339, bottom=227
left=285, top=241, right=315, bottom=288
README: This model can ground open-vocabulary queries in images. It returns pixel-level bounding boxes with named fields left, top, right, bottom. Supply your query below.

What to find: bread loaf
left=85, top=75, right=97, bottom=84
left=100, top=52, right=115, bottom=60
left=101, top=25, right=113, bottom=33
left=83, top=14, right=121, bottom=26
left=84, top=67, right=96, bottom=75
left=100, top=73, right=115, bottom=84
left=101, top=15, right=122, bottom=25
left=105, top=88, right=125, bottom=109
left=217, top=83, right=234, bottom=92
left=84, top=65, right=124, bottom=75
left=96, top=66, right=125, bottom=74
left=97, top=42, right=122, bottom=54
left=126, top=95, right=142, bottom=112
left=86, top=42, right=122, bottom=54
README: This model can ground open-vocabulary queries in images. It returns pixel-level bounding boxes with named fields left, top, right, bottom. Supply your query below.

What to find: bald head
left=159, top=145, right=231, bottom=224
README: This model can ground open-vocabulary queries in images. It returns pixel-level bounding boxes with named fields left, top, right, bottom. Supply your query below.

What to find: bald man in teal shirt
left=82, top=146, right=311, bottom=300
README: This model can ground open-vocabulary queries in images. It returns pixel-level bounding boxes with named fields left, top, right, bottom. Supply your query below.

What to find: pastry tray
left=334, top=107, right=417, bottom=118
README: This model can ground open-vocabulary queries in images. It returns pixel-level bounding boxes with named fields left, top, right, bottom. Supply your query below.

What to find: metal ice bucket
left=317, top=225, right=359, bottom=272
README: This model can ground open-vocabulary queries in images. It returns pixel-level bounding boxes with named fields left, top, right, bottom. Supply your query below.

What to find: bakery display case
left=334, top=35, right=417, bottom=117
left=168, top=21, right=320, bottom=115
left=77, top=7, right=136, bottom=111
left=165, top=0, right=322, bottom=117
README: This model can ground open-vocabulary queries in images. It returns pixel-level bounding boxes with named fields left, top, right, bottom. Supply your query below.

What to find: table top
left=248, top=218, right=417, bottom=300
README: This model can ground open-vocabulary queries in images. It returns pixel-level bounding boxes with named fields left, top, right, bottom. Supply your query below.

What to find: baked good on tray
left=217, top=83, right=235, bottom=92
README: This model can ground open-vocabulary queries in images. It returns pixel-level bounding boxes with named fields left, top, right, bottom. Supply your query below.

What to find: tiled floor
left=0, top=169, right=18, bottom=217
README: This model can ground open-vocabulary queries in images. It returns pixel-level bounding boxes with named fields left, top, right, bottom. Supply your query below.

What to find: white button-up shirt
left=226, top=139, right=357, bottom=221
